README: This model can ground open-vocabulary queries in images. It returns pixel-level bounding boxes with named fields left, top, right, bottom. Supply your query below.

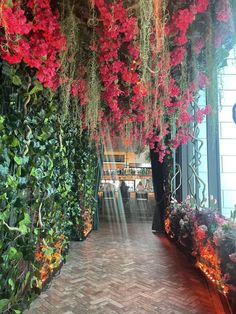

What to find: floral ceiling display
left=1, top=0, right=235, bottom=161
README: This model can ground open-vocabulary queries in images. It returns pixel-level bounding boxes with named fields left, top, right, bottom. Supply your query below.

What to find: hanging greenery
left=59, top=4, right=81, bottom=118
left=139, top=0, right=153, bottom=81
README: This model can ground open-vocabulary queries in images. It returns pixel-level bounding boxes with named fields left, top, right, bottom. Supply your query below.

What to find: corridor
left=24, top=221, right=222, bottom=314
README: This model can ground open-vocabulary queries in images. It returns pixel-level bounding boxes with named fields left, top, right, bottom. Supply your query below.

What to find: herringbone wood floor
left=24, top=221, right=221, bottom=314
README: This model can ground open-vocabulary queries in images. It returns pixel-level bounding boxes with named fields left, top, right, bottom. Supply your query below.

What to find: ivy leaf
left=23, top=213, right=31, bottom=224
left=43, top=247, right=54, bottom=256
left=10, top=136, right=20, bottom=148
left=0, top=299, right=9, bottom=311
left=19, top=213, right=31, bottom=234
left=31, top=276, right=42, bottom=289
left=48, top=229, right=54, bottom=236
left=14, top=156, right=23, bottom=165
left=12, top=75, right=22, bottom=86
left=8, top=247, right=17, bottom=259
left=34, top=228, right=39, bottom=236
left=0, top=116, right=5, bottom=130
left=28, top=82, right=43, bottom=95
left=37, top=129, right=49, bottom=141
left=7, top=175, right=18, bottom=189
left=16, top=167, right=21, bottom=177
left=19, top=224, right=28, bottom=234
left=23, top=271, right=31, bottom=288
left=8, top=278, right=15, bottom=291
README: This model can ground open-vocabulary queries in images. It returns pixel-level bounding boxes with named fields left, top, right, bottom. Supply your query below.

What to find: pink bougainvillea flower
left=197, top=73, right=210, bottom=88
left=170, top=47, right=186, bottom=67
left=1, top=5, right=32, bottom=35
left=216, top=0, right=232, bottom=22
left=195, top=0, right=209, bottom=14
left=175, top=33, right=188, bottom=45
left=0, top=0, right=66, bottom=89
left=1, top=52, right=22, bottom=64
left=193, top=38, right=205, bottom=55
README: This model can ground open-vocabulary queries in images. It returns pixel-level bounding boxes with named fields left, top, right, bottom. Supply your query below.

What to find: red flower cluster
left=0, top=0, right=66, bottom=89
left=197, top=72, right=210, bottom=88
left=147, top=0, right=213, bottom=161
left=71, top=78, right=88, bottom=106
left=95, top=0, right=145, bottom=138
left=195, top=0, right=210, bottom=14
left=170, top=47, right=186, bottom=67
left=195, top=104, right=212, bottom=123
left=166, top=0, right=209, bottom=46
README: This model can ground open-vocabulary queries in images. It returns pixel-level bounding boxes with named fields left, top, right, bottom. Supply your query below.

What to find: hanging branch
left=139, top=0, right=153, bottom=81
left=170, top=163, right=182, bottom=198
left=23, top=125, right=32, bottom=156
left=38, top=201, right=43, bottom=228
left=188, top=131, right=207, bottom=206
left=37, top=192, right=50, bottom=228
left=3, top=221, right=23, bottom=233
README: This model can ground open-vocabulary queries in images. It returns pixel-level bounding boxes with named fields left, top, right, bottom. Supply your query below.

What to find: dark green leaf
left=28, top=83, right=43, bottom=95
left=12, top=75, right=22, bottom=86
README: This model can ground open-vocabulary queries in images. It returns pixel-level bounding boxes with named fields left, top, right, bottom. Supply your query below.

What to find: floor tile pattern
left=24, top=221, right=219, bottom=314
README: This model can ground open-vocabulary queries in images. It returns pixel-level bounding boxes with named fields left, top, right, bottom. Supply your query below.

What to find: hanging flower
left=0, top=0, right=66, bottom=89
left=195, top=0, right=209, bottom=14
left=216, top=0, right=232, bottom=22
left=197, top=73, right=210, bottom=88
left=170, top=47, right=186, bottom=67
left=193, top=38, right=205, bottom=55
left=95, top=0, right=145, bottom=140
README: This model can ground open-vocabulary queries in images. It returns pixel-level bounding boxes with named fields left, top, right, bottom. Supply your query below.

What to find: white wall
left=218, top=49, right=236, bottom=217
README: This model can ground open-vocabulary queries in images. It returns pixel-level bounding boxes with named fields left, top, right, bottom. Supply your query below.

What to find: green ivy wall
left=0, top=61, right=99, bottom=313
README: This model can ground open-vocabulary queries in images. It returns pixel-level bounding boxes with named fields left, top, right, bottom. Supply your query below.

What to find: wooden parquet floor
left=24, top=221, right=221, bottom=314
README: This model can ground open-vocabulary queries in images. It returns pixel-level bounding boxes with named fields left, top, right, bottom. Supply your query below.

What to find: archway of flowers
left=0, top=0, right=236, bottom=312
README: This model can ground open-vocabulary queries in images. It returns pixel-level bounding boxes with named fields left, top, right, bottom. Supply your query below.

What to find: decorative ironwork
left=187, top=96, right=207, bottom=206
left=170, top=163, right=182, bottom=199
